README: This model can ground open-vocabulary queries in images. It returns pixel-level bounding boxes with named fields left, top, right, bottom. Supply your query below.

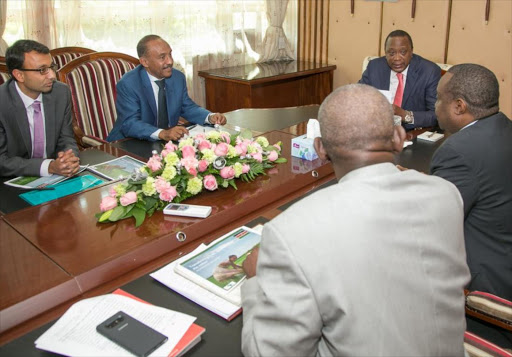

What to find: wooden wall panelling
left=447, top=0, right=512, bottom=118
left=328, top=0, right=382, bottom=88
left=381, top=0, right=450, bottom=64
left=298, top=0, right=330, bottom=64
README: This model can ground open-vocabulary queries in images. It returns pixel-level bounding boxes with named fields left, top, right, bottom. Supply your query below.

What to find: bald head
left=318, top=84, right=395, bottom=162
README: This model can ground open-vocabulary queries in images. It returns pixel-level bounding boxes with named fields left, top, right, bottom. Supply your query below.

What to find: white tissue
left=306, top=119, right=321, bottom=139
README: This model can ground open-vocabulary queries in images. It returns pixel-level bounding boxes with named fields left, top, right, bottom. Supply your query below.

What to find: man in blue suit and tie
left=107, top=35, right=226, bottom=142
left=359, top=30, right=440, bottom=129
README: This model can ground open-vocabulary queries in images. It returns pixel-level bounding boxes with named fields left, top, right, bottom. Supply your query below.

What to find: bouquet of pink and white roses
left=97, top=129, right=286, bottom=227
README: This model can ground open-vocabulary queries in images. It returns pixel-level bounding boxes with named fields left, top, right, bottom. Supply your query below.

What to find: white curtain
left=0, top=0, right=8, bottom=54
left=1, top=0, right=297, bottom=104
left=258, top=0, right=294, bottom=63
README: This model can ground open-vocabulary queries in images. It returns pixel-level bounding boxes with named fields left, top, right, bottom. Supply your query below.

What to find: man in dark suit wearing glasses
left=0, top=39, right=79, bottom=177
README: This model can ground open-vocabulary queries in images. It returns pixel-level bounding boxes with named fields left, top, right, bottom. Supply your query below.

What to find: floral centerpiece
left=97, top=129, right=287, bottom=227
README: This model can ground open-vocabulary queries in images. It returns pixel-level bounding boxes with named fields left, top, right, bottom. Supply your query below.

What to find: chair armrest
left=466, top=291, right=512, bottom=332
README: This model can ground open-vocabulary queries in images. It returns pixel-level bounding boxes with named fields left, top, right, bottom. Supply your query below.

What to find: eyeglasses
left=18, top=63, right=58, bottom=75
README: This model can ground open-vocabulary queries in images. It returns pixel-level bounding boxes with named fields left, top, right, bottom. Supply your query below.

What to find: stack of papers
left=35, top=292, right=203, bottom=357
left=417, top=131, right=445, bottom=142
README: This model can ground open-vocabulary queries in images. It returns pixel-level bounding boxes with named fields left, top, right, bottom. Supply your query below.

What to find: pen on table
left=186, top=124, right=197, bottom=131
left=23, top=186, right=55, bottom=191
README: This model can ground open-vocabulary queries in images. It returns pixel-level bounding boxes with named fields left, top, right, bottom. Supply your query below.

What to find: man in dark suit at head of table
left=0, top=39, right=79, bottom=178
left=359, top=29, right=441, bottom=129
left=430, top=63, right=512, bottom=348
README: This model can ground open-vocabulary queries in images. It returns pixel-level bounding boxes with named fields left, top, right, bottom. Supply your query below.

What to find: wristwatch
left=404, top=111, right=414, bottom=124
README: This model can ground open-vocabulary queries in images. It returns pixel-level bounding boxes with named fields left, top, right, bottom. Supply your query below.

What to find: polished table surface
left=0, top=107, right=445, bottom=355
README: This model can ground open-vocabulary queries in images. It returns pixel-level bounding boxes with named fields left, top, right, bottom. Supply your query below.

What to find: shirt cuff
left=205, top=113, right=214, bottom=125
left=40, top=159, right=52, bottom=176
left=150, top=129, right=163, bottom=141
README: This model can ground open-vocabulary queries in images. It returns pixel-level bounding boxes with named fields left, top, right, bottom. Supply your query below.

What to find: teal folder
left=19, top=175, right=104, bottom=206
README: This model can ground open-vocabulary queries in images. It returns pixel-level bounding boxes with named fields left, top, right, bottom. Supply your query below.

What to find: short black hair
left=5, top=39, right=50, bottom=79
left=385, top=30, right=413, bottom=50
left=445, top=64, right=499, bottom=119
left=136, top=35, right=162, bottom=57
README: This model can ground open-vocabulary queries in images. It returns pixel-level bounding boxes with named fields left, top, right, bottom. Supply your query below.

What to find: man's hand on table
left=49, top=149, right=80, bottom=177
left=209, top=113, right=227, bottom=126
left=158, top=126, right=189, bottom=141
left=243, top=246, right=260, bottom=279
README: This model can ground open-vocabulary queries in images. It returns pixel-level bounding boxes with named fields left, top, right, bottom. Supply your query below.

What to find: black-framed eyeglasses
left=18, top=63, right=58, bottom=75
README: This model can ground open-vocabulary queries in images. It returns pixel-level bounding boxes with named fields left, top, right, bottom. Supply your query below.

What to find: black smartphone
left=96, top=311, right=168, bottom=357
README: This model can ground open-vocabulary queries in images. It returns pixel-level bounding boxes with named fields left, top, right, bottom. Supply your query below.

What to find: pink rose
left=194, top=133, right=207, bottom=141
left=203, top=174, right=218, bottom=191
left=198, top=160, right=209, bottom=172
left=187, top=167, right=198, bottom=176
left=155, top=177, right=170, bottom=193
left=147, top=155, right=162, bottom=172
left=220, top=166, right=235, bottom=179
left=242, top=164, right=250, bottom=174
left=220, top=132, right=231, bottom=143
left=214, top=142, right=229, bottom=156
left=267, top=150, right=278, bottom=162
left=180, top=156, right=199, bottom=171
left=109, top=186, right=117, bottom=197
left=100, top=196, right=118, bottom=212
left=198, top=140, right=212, bottom=151
left=164, top=142, right=178, bottom=152
left=235, top=142, right=248, bottom=156
left=160, top=149, right=170, bottom=158
left=120, top=191, right=137, bottom=206
left=181, top=145, right=196, bottom=158
left=273, top=143, right=282, bottom=152
left=159, top=186, right=177, bottom=202
left=252, top=152, right=263, bottom=163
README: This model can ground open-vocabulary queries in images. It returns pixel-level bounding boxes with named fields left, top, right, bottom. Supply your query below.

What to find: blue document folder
left=20, top=175, right=104, bottom=206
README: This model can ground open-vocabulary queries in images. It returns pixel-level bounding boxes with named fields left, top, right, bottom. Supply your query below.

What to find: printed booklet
left=4, top=165, right=89, bottom=189
left=174, top=226, right=261, bottom=306
left=87, top=156, right=146, bottom=181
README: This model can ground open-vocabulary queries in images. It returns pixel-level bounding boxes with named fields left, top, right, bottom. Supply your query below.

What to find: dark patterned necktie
left=156, top=79, right=168, bottom=129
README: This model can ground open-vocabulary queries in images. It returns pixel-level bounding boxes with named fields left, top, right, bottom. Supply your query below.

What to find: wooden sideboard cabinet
left=198, top=61, right=336, bottom=113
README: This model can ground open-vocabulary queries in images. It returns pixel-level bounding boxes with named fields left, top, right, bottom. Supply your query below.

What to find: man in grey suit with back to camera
left=430, top=63, right=512, bottom=347
left=241, top=84, right=470, bottom=356
left=0, top=39, right=79, bottom=177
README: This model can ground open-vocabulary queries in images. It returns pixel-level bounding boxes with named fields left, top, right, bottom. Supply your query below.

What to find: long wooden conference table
left=0, top=105, right=445, bottom=356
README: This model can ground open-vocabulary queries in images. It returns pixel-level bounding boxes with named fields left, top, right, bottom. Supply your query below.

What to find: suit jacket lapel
left=8, top=81, right=32, bottom=156
left=42, top=90, right=56, bottom=156
left=165, top=76, right=177, bottom=127
left=379, top=61, right=391, bottom=90
left=403, top=55, right=419, bottom=106
left=139, top=67, right=158, bottom=123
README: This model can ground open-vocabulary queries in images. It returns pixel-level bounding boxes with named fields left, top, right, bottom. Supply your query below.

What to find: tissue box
left=291, top=135, right=318, bottom=161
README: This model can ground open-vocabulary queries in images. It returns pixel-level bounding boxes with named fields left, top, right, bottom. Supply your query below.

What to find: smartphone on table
left=96, top=311, right=168, bottom=357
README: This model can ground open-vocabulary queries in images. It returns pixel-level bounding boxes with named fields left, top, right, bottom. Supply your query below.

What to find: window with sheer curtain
left=1, top=0, right=297, bottom=105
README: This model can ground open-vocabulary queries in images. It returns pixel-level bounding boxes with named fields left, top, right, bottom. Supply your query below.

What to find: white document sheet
left=35, top=294, right=195, bottom=357
left=151, top=244, right=241, bottom=320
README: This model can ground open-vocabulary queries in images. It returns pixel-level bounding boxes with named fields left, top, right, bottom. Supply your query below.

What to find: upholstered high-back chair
left=50, top=46, right=96, bottom=70
left=58, top=52, right=140, bottom=147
